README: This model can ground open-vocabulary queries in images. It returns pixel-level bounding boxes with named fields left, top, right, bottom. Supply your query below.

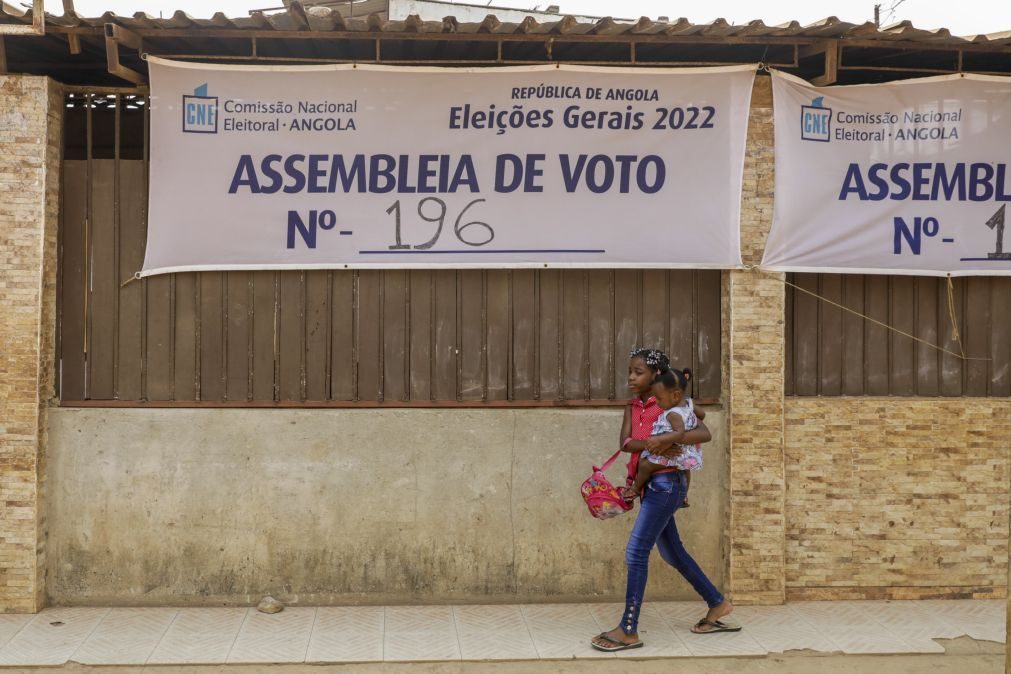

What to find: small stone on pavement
left=257, top=595, right=284, bottom=614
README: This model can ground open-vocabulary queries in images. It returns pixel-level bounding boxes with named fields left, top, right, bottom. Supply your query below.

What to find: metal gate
left=57, top=90, right=723, bottom=405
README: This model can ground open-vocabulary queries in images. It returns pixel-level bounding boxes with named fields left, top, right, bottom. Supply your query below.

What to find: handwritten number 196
left=386, top=200, right=409, bottom=249
left=388, top=197, right=493, bottom=250
left=414, top=198, right=446, bottom=249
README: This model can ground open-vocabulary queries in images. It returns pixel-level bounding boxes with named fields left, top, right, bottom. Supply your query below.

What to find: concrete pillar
left=0, top=76, right=61, bottom=612
left=724, top=76, right=787, bottom=605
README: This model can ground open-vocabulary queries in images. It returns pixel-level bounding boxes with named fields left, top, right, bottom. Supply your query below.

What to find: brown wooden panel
left=88, top=160, right=116, bottom=399
left=537, top=269, right=561, bottom=400
left=964, top=277, right=990, bottom=396
left=863, top=275, right=890, bottom=395
left=612, top=270, right=638, bottom=394
left=561, top=270, right=587, bottom=400
left=914, top=277, right=940, bottom=397
left=330, top=271, right=354, bottom=400
left=784, top=272, right=794, bottom=396
left=407, top=270, right=433, bottom=401
left=817, top=275, right=843, bottom=396
left=59, top=147, right=726, bottom=406
left=640, top=270, right=668, bottom=353
left=458, top=270, right=484, bottom=401
left=60, top=161, right=88, bottom=400
left=173, top=273, right=198, bottom=400
left=250, top=272, right=277, bottom=401
left=510, top=270, right=537, bottom=400
left=198, top=272, right=226, bottom=401
left=667, top=271, right=695, bottom=378
left=840, top=275, right=865, bottom=395
left=305, top=271, right=331, bottom=401
left=431, top=270, right=458, bottom=401
left=60, top=95, right=726, bottom=405
left=277, top=271, right=304, bottom=401
left=225, top=272, right=252, bottom=401
left=144, top=275, right=173, bottom=401
left=787, top=273, right=1009, bottom=398
left=695, top=271, right=722, bottom=401
left=355, top=271, right=382, bottom=400
left=938, top=276, right=964, bottom=397
left=383, top=269, right=409, bottom=402
left=116, top=160, right=145, bottom=400
left=485, top=271, right=510, bottom=401
left=587, top=271, right=613, bottom=399
left=888, top=276, right=916, bottom=396
left=991, top=279, right=1011, bottom=397
left=791, top=274, right=819, bottom=396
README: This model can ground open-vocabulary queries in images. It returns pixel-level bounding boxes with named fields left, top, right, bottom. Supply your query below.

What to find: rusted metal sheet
left=786, top=273, right=1011, bottom=396
left=117, top=153, right=145, bottom=400
left=59, top=161, right=88, bottom=400
left=57, top=93, right=724, bottom=406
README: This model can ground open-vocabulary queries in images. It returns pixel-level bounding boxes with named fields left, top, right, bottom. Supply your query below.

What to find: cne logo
left=800, top=96, right=831, bottom=142
left=182, top=83, right=218, bottom=134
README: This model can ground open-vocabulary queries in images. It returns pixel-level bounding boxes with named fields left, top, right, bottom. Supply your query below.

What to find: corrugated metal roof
left=1, top=2, right=1009, bottom=45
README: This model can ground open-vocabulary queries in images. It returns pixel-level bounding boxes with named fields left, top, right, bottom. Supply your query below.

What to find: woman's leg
left=591, top=475, right=680, bottom=649
left=621, top=477, right=683, bottom=633
left=655, top=474, right=725, bottom=608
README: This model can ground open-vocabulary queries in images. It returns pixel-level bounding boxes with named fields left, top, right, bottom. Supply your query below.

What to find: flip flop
left=692, top=618, right=742, bottom=634
left=590, top=634, right=645, bottom=652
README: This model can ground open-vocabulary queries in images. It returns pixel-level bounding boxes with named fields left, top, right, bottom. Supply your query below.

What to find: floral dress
left=640, top=398, right=703, bottom=471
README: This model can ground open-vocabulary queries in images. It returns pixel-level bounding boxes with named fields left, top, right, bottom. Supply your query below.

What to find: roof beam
left=104, top=23, right=146, bottom=86
left=811, top=39, right=839, bottom=85
left=0, top=0, right=43, bottom=35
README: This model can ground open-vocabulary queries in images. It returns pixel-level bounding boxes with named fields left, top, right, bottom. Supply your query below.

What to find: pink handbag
left=581, top=450, right=634, bottom=519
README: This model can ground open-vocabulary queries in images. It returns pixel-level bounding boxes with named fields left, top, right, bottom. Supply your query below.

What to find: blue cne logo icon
left=800, top=96, right=831, bottom=142
left=182, top=83, right=218, bottom=134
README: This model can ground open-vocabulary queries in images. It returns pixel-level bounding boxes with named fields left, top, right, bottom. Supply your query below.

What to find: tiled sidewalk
left=0, top=600, right=1003, bottom=666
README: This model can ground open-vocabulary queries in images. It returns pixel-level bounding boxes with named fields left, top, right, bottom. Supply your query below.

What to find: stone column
left=0, top=76, right=61, bottom=612
left=724, top=76, right=787, bottom=605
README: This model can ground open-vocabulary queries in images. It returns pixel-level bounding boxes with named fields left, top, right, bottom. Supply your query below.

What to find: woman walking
left=590, top=348, right=736, bottom=652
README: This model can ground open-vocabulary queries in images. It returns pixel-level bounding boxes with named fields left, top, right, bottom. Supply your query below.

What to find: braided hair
left=628, top=347, right=670, bottom=378
left=654, top=367, right=693, bottom=392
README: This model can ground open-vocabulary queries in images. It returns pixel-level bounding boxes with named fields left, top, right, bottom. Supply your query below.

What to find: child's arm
left=645, top=413, right=686, bottom=454
left=695, top=405, right=706, bottom=421
left=619, top=404, right=649, bottom=454
left=619, top=405, right=631, bottom=446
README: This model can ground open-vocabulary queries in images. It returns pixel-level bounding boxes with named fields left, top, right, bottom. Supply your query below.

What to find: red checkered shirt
left=625, top=395, right=664, bottom=485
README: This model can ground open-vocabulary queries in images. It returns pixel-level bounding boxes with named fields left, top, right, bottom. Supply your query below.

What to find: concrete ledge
left=47, top=407, right=727, bottom=605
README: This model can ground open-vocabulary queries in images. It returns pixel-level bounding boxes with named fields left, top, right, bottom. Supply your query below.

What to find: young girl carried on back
left=622, top=367, right=705, bottom=503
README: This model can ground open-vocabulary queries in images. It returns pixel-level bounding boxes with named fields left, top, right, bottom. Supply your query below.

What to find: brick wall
left=0, top=75, right=61, bottom=613
left=725, top=76, right=787, bottom=604
left=785, top=398, right=1010, bottom=600
left=726, top=77, right=1009, bottom=605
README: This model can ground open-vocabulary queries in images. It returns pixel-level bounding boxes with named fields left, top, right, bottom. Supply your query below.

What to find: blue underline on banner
left=358, top=249, right=607, bottom=254
left=958, top=258, right=1011, bottom=262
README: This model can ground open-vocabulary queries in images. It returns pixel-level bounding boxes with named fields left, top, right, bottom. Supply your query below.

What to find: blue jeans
left=621, top=471, right=724, bottom=635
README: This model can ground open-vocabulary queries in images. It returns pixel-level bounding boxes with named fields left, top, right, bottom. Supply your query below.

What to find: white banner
left=764, top=70, right=1011, bottom=276
left=141, top=59, right=755, bottom=276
